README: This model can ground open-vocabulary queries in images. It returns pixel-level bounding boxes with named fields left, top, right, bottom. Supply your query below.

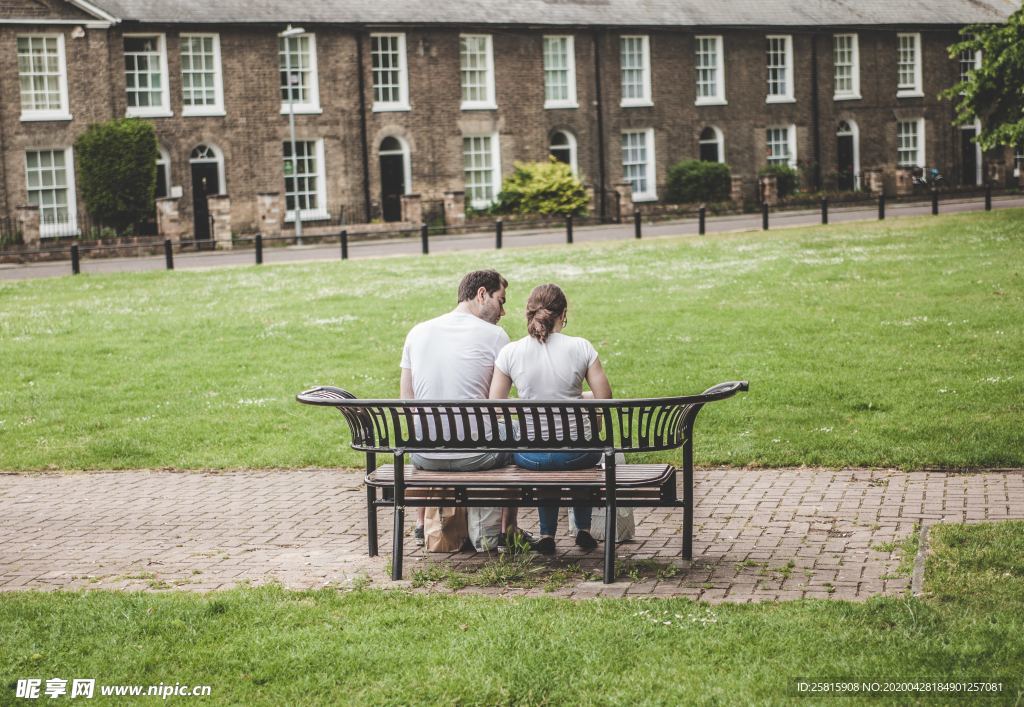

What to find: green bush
left=74, top=118, right=158, bottom=236
left=494, top=159, right=589, bottom=216
left=664, top=160, right=732, bottom=203
left=758, top=164, right=801, bottom=198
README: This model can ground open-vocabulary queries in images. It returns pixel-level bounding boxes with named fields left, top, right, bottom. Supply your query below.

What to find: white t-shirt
left=400, top=311, right=510, bottom=451
left=494, top=333, right=599, bottom=439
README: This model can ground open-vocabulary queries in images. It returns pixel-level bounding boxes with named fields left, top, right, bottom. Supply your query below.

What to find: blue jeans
left=514, top=451, right=601, bottom=536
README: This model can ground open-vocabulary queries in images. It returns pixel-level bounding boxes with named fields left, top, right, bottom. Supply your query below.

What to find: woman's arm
left=489, top=369, right=513, bottom=399
left=585, top=358, right=612, bottom=399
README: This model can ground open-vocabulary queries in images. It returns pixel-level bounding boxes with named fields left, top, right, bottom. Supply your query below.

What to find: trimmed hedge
left=665, top=160, right=731, bottom=203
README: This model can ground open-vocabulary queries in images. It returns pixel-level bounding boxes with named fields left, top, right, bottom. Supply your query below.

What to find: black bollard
left=566, top=214, right=574, bottom=244
left=255, top=234, right=263, bottom=265
left=164, top=239, right=174, bottom=270
left=878, top=194, right=886, bottom=220
left=420, top=224, right=429, bottom=255
left=821, top=197, right=829, bottom=225
left=931, top=189, right=939, bottom=215
left=762, top=202, right=769, bottom=231
left=495, top=219, right=503, bottom=249
left=340, top=230, right=348, bottom=260
left=698, top=206, right=706, bottom=236
left=70, top=244, right=80, bottom=275
left=634, top=209, right=642, bottom=239
left=985, top=184, right=992, bottom=211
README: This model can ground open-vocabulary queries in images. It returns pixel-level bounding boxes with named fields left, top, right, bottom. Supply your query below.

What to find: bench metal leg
left=603, top=451, right=616, bottom=584
left=682, top=453, right=694, bottom=561
left=366, top=485, right=379, bottom=557
left=391, top=453, right=405, bottom=580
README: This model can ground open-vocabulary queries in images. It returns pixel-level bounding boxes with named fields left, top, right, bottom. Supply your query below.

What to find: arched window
left=698, top=126, right=723, bottom=163
left=155, top=146, right=170, bottom=199
left=549, top=130, right=578, bottom=174
left=188, top=143, right=226, bottom=193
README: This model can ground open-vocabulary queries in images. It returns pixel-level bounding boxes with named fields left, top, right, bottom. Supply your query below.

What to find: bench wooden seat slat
left=367, top=463, right=674, bottom=488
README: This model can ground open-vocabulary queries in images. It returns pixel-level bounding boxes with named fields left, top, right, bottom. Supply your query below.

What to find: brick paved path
left=1, top=469, right=1021, bottom=601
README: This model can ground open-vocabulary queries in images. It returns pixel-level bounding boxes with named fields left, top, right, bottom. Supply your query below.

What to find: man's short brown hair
left=457, top=270, right=508, bottom=302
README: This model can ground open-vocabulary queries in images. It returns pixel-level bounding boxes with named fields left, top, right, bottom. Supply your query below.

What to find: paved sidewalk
left=2, top=468, right=1021, bottom=601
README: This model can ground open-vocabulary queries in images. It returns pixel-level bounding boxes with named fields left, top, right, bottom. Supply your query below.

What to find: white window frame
left=156, top=145, right=171, bottom=199
left=124, top=33, right=172, bottom=118
left=896, top=118, right=925, bottom=168
left=279, top=33, right=321, bottom=115
left=549, top=130, right=578, bottom=174
left=17, top=34, right=72, bottom=122
left=695, top=35, right=726, bottom=106
left=698, top=126, right=725, bottom=163
left=836, top=119, right=861, bottom=191
left=620, top=35, right=653, bottom=108
left=188, top=143, right=227, bottom=195
left=1014, top=144, right=1024, bottom=178
left=621, top=128, right=656, bottom=201
left=897, top=33, right=923, bottom=98
left=958, top=39, right=981, bottom=90
left=766, top=125, right=797, bottom=168
left=462, top=133, right=502, bottom=209
left=459, top=34, right=497, bottom=111
left=766, top=35, right=794, bottom=103
left=180, top=33, right=224, bottom=117
left=25, top=146, right=78, bottom=238
left=832, top=33, right=861, bottom=101
left=283, top=138, right=328, bottom=222
left=543, top=35, right=578, bottom=109
left=370, top=33, right=410, bottom=112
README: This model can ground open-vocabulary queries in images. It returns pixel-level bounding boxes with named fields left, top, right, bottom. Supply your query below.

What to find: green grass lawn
left=2, top=521, right=1021, bottom=705
left=1, top=210, right=1022, bottom=471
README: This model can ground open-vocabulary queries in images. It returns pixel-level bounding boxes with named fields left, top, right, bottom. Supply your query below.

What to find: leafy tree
left=494, top=159, right=589, bottom=216
left=942, top=7, right=1024, bottom=150
left=74, top=118, right=158, bottom=235
left=665, top=160, right=731, bottom=203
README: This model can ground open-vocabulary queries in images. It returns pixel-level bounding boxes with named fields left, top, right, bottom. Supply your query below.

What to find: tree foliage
left=758, top=164, right=800, bottom=198
left=74, top=118, right=158, bottom=235
left=494, top=159, right=589, bottom=216
left=942, top=7, right=1024, bottom=150
left=664, top=160, right=732, bottom=203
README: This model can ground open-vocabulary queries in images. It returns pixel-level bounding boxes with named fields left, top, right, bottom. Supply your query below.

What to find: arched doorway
left=836, top=121, right=859, bottom=191
left=189, top=144, right=223, bottom=241
left=549, top=130, right=578, bottom=174
left=378, top=136, right=409, bottom=222
left=698, top=126, right=723, bottom=163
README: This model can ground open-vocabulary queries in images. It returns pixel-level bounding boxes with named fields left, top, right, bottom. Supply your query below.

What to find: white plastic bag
left=467, top=507, right=502, bottom=552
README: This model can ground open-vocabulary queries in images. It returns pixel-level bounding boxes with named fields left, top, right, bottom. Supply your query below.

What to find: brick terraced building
left=1, top=0, right=1019, bottom=242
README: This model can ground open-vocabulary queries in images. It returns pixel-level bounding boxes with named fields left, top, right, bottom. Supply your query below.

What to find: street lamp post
left=279, top=25, right=305, bottom=245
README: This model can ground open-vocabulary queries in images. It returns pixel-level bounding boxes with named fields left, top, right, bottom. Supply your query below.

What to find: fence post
left=878, top=194, right=886, bottom=220
left=340, top=230, right=348, bottom=260
left=698, top=206, right=706, bottom=236
left=255, top=234, right=263, bottom=265
left=164, top=239, right=174, bottom=270
left=495, top=219, right=503, bottom=250
left=762, top=202, right=769, bottom=231
left=633, top=208, right=642, bottom=239
left=566, top=214, right=573, bottom=244
left=931, top=189, right=939, bottom=215
left=821, top=197, right=829, bottom=225
left=420, top=224, right=429, bottom=255
left=70, top=244, right=80, bottom=275
left=985, top=184, right=992, bottom=211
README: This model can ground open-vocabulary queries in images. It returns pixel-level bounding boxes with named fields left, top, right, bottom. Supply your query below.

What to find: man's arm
left=400, top=367, right=414, bottom=400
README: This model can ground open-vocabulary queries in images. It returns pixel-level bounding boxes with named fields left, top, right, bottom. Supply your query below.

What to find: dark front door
left=191, top=162, right=219, bottom=241
left=380, top=154, right=405, bottom=222
left=961, top=128, right=978, bottom=186
left=837, top=135, right=855, bottom=191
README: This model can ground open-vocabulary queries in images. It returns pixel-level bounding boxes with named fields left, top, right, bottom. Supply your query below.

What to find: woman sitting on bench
left=488, top=283, right=614, bottom=555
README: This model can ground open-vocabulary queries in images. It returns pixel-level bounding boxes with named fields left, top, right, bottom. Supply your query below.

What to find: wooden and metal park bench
left=297, top=381, right=748, bottom=583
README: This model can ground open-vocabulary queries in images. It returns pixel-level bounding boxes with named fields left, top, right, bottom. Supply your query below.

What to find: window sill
left=20, top=112, right=73, bottom=122
left=126, top=109, right=173, bottom=118
left=896, top=90, right=924, bottom=98
left=182, top=108, right=226, bottom=117
left=285, top=210, right=329, bottom=223
left=544, top=101, right=579, bottom=110
left=460, top=103, right=498, bottom=111
left=833, top=94, right=862, bottom=101
left=695, top=98, right=727, bottom=106
left=279, top=105, right=323, bottom=115
left=372, top=104, right=411, bottom=113
left=765, top=96, right=796, bottom=104
left=632, top=193, right=658, bottom=203
left=620, top=100, right=654, bottom=108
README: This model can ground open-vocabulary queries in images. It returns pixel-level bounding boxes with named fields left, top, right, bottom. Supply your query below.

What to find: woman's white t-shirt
left=494, top=333, right=599, bottom=439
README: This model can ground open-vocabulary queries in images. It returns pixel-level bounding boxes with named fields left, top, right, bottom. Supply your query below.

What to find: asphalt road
left=2, top=194, right=1021, bottom=281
